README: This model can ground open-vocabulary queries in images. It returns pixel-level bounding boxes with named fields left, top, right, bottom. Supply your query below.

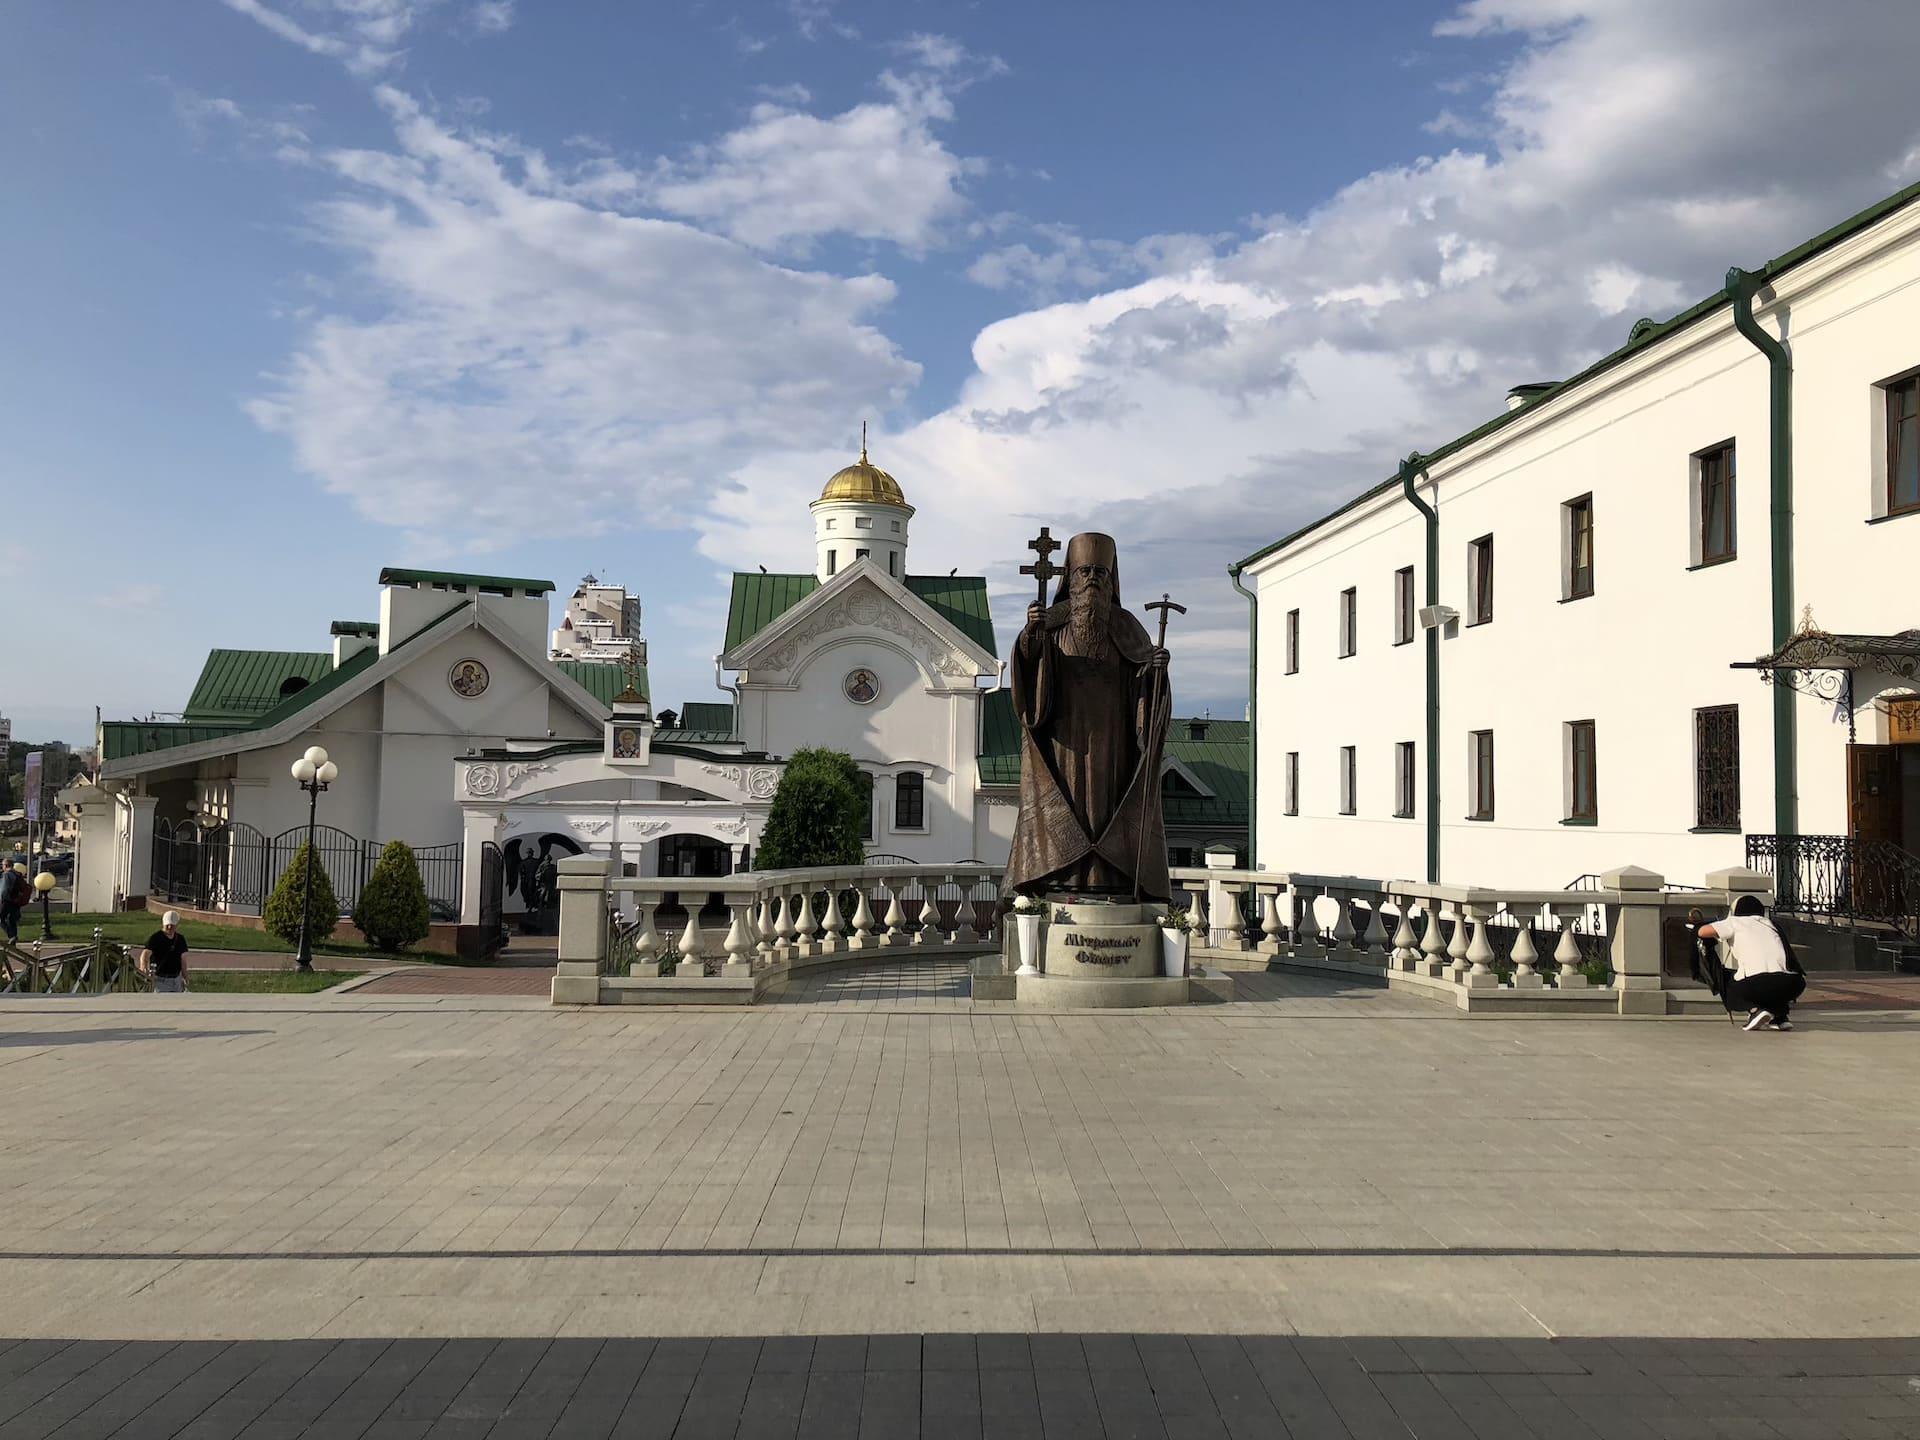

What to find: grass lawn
left=187, top=970, right=360, bottom=994
left=38, top=911, right=419, bottom=961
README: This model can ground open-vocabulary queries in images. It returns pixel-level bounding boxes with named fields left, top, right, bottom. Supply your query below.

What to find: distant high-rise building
left=551, top=578, right=646, bottom=665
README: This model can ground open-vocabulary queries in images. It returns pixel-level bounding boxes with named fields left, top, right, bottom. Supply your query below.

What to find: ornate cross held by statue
left=1133, top=591, right=1186, bottom=901
left=1020, top=527, right=1062, bottom=609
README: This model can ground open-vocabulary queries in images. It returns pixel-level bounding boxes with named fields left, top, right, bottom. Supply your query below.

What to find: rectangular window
left=859, top=771, right=876, bottom=841
left=1393, top=567, right=1415, bottom=645
left=1890, top=376, right=1920, bottom=516
left=1339, top=746, right=1356, bottom=815
left=1338, top=588, right=1357, bottom=658
left=1468, top=535, right=1494, bottom=625
left=1698, top=442, right=1736, bottom=564
left=1694, top=705, right=1741, bottom=830
left=855, top=515, right=873, bottom=529
left=888, top=552, right=898, bottom=578
left=1285, top=609, right=1300, bottom=674
left=894, top=771, right=925, bottom=830
left=1564, top=495, right=1594, bottom=599
left=855, top=547, right=870, bottom=560
left=1566, top=720, right=1597, bottom=823
left=1284, top=752, right=1299, bottom=815
left=1468, top=730, right=1495, bottom=820
left=1394, top=741, right=1415, bottom=818
left=825, top=549, right=837, bottom=576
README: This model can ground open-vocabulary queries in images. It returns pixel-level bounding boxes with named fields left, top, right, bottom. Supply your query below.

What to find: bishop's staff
left=1133, top=591, right=1185, bottom=903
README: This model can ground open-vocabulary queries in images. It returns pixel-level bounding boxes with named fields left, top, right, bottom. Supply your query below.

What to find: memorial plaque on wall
left=1890, top=698, right=1920, bottom=745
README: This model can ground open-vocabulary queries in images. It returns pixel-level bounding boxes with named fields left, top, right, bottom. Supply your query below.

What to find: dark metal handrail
left=1747, top=833, right=1920, bottom=942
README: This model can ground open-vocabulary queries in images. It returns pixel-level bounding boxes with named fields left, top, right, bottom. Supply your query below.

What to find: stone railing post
left=880, top=878, right=906, bottom=946
left=914, top=875, right=945, bottom=945
left=1257, top=886, right=1284, bottom=954
left=552, top=855, right=611, bottom=1005
left=848, top=881, right=878, bottom=949
left=1603, top=865, right=1667, bottom=1015
left=723, top=896, right=754, bottom=977
left=1460, top=904, right=1499, bottom=988
left=1509, top=909, right=1543, bottom=988
left=1291, top=884, right=1323, bottom=959
left=953, top=877, right=981, bottom=944
left=676, top=904, right=708, bottom=978
left=793, top=885, right=820, bottom=955
left=1549, top=904, right=1588, bottom=988
left=1416, top=897, right=1448, bottom=977
left=1389, top=892, right=1419, bottom=973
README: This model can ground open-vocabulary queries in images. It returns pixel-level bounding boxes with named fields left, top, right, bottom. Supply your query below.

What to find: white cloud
left=217, top=0, right=511, bottom=73
left=249, top=87, right=919, bottom=541
left=648, top=60, right=991, bottom=254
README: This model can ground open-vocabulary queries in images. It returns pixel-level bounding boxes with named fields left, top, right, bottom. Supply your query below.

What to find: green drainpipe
left=1726, top=267, right=1797, bottom=838
left=1399, top=453, right=1440, bottom=883
left=1229, top=564, right=1258, bottom=870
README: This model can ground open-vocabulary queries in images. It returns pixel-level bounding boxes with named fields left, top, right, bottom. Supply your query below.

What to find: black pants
left=1726, top=971, right=1806, bottom=1020
left=0, top=904, right=18, bottom=942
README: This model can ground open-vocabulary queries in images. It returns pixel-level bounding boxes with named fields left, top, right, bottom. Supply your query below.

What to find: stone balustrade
left=1169, top=863, right=1775, bottom=1017
left=553, top=856, right=1005, bottom=1005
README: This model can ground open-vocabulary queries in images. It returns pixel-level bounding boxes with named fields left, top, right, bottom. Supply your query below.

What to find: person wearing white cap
left=143, top=911, right=191, bottom=993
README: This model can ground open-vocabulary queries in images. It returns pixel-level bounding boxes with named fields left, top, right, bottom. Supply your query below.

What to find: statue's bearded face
left=1068, top=563, right=1112, bottom=658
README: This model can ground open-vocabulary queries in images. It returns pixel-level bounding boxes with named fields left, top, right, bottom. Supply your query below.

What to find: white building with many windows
left=1233, top=181, right=1920, bottom=895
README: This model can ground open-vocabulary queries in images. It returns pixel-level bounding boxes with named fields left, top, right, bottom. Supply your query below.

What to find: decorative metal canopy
left=1732, top=607, right=1920, bottom=740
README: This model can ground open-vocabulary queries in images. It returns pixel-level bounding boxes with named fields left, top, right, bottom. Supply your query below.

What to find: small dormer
left=330, top=620, right=379, bottom=668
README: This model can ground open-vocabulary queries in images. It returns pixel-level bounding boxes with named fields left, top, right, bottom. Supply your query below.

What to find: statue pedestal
left=1013, top=896, right=1191, bottom=1008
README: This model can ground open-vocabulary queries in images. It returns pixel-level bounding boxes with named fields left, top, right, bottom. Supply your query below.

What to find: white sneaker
left=1772, top=1017, right=1793, bottom=1031
left=1744, top=1009, right=1775, bottom=1032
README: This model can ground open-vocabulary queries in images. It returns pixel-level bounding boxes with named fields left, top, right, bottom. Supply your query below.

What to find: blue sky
left=4, top=0, right=1919, bottom=743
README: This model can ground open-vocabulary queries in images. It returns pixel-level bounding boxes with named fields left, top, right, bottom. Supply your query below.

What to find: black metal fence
left=151, top=819, right=462, bottom=921
left=1748, top=833, right=1920, bottom=941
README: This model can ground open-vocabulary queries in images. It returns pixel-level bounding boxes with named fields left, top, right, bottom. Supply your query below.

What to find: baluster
left=953, top=877, right=981, bottom=944
left=1259, top=887, right=1283, bottom=952
left=1187, top=884, right=1210, bottom=949
left=914, top=876, right=945, bottom=946
left=632, top=897, right=660, bottom=974
left=881, top=880, right=906, bottom=945
left=757, top=894, right=778, bottom=962
left=723, top=900, right=754, bottom=976
left=1390, top=894, right=1419, bottom=972
left=675, top=906, right=706, bottom=977
left=794, top=887, right=819, bottom=954
left=1292, top=885, right=1323, bottom=958
left=773, top=890, right=796, bottom=956
left=1510, top=911, right=1542, bottom=988
left=850, top=883, right=877, bottom=948
left=821, top=884, right=847, bottom=951
left=1462, top=904, right=1498, bottom=987
left=1445, top=902, right=1471, bottom=980
left=1551, top=904, right=1588, bottom=988
left=1327, top=889, right=1357, bottom=956
left=1412, top=899, right=1443, bottom=977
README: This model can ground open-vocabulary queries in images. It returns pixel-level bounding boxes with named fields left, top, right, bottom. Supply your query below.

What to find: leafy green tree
left=263, top=841, right=341, bottom=946
left=754, top=747, right=869, bottom=870
left=353, top=840, right=432, bottom=950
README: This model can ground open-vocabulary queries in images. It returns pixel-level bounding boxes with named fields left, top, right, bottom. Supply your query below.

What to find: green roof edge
left=1230, top=176, right=1920, bottom=576
left=329, top=620, right=379, bottom=637
left=378, top=566, right=555, bottom=594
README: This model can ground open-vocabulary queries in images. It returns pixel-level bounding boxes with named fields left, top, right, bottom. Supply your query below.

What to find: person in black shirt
left=143, top=911, right=191, bottom=993
left=0, top=862, right=25, bottom=943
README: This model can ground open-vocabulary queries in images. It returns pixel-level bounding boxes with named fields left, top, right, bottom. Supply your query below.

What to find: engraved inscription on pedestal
left=1046, top=923, right=1161, bottom=979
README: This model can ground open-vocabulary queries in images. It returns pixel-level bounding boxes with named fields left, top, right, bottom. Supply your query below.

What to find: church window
left=890, top=519, right=901, bottom=532
left=1338, top=746, right=1356, bottom=815
left=1887, top=375, right=1920, bottom=516
left=895, top=772, right=925, bottom=829
left=1566, top=720, right=1597, bottom=823
left=1694, top=705, right=1740, bottom=830
left=855, top=516, right=873, bottom=529
left=825, top=518, right=837, bottom=530
left=1394, top=567, right=1415, bottom=645
left=1394, top=741, right=1415, bottom=818
left=1695, top=442, right=1735, bottom=564
left=888, top=552, right=898, bottom=577
left=1284, top=609, right=1300, bottom=674
left=1468, top=730, right=1495, bottom=820
left=1337, top=588, right=1356, bottom=658
left=1284, top=752, right=1299, bottom=815
left=826, top=550, right=837, bottom=576
left=860, top=772, right=876, bottom=840
left=856, top=547, right=870, bottom=560
left=1467, top=536, right=1494, bottom=625
left=1563, top=495, right=1593, bottom=599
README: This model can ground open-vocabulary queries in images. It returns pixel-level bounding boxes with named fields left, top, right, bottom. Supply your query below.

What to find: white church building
left=1234, top=180, right=1920, bottom=902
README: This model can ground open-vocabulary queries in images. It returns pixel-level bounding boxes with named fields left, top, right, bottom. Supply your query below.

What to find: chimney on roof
left=1505, top=381, right=1556, bottom=412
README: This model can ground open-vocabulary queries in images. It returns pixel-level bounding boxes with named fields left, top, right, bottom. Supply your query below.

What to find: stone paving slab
left=2, top=1335, right=1917, bottom=1439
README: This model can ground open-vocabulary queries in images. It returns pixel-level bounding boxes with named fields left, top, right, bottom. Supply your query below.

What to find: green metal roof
left=555, top=659, right=643, bottom=705
left=977, top=688, right=1020, bottom=786
left=242, top=645, right=381, bottom=731
left=724, top=573, right=998, bottom=657
left=677, top=701, right=735, bottom=732
left=101, top=722, right=246, bottom=763
left=975, top=696, right=1248, bottom=827
left=1233, top=176, right=1920, bottom=575
left=329, top=620, right=379, bottom=638
left=182, top=650, right=334, bottom=724
left=378, top=566, right=555, bottom=594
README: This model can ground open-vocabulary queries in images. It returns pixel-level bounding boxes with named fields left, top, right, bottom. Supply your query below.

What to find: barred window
left=895, top=772, right=925, bottom=829
left=1694, top=706, right=1740, bottom=830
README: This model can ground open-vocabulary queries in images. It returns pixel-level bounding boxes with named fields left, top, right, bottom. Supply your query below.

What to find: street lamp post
left=290, top=746, right=339, bottom=973
left=32, top=869, right=55, bottom=941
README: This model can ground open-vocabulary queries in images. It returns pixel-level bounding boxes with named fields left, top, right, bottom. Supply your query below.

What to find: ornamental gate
left=149, top=820, right=462, bottom=919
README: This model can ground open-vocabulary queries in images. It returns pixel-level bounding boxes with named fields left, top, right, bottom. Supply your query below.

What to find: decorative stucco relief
left=758, top=586, right=975, bottom=681
left=465, top=764, right=500, bottom=798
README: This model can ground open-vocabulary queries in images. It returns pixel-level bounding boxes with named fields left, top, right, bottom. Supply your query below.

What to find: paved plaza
left=4, top=967, right=1920, bottom=1435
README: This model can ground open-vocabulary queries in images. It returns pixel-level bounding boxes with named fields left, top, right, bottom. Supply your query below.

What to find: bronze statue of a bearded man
left=1005, top=531, right=1172, bottom=901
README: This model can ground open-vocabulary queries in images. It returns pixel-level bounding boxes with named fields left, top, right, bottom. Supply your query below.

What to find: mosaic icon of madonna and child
left=449, top=660, right=491, bottom=699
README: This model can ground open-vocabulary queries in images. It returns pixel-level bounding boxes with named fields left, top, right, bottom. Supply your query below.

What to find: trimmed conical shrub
left=264, top=841, right=341, bottom=946
left=754, top=747, right=868, bottom=870
left=353, top=840, right=432, bottom=951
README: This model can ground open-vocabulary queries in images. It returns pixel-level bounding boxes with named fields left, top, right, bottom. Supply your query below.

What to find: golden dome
left=818, top=427, right=906, bottom=505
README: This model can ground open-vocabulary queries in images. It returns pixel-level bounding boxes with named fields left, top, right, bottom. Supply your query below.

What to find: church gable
left=726, top=571, right=998, bottom=659
left=725, top=566, right=995, bottom=683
